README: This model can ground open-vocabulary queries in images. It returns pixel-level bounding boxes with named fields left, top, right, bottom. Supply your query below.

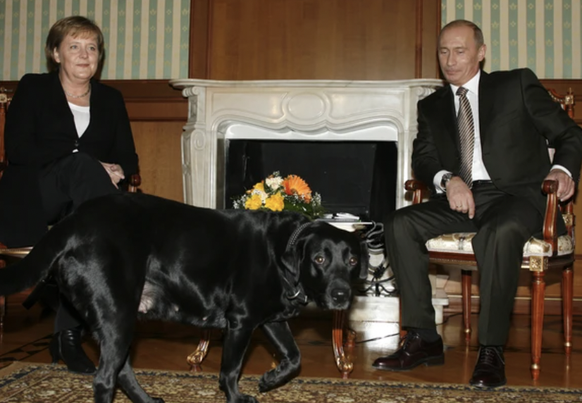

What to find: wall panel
left=131, top=121, right=184, bottom=203
left=204, top=0, right=424, bottom=80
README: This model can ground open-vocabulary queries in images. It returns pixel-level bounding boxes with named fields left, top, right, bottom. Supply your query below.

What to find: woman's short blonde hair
left=45, top=16, right=105, bottom=73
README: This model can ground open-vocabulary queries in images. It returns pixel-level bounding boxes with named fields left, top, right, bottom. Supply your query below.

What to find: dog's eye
left=349, top=257, right=358, bottom=266
left=314, top=255, right=325, bottom=265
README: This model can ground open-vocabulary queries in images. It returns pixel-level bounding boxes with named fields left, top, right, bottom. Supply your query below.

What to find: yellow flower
left=253, top=182, right=265, bottom=192
left=264, top=193, right=285, bottom=211
left=245, top=194, right=263, bottom=210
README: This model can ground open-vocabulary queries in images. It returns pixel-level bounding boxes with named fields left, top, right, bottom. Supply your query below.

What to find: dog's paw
left=151, top=398, right=165, bottom=403
left=230, top=394, right=259, bottom=403
left=258, top=370, right=281, bottom=393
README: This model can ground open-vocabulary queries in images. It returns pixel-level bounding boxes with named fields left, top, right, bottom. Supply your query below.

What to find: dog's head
left=281, top=221, right=368, bottom=310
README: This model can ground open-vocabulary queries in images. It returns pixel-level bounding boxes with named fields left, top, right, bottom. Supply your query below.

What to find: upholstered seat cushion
left=426, top=232, right=574, bottom=257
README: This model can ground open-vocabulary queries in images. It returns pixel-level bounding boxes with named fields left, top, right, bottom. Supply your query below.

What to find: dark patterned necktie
left=457, top=86, right=474, bottom=188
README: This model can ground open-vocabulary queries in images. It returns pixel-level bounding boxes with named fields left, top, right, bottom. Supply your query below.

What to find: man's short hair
left=439, top=19, right=484, bottom=47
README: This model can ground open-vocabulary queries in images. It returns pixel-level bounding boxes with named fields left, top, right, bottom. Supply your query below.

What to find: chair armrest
left=405, top=179, right=428, bottom=205
left=128, top=173, right=141, bottom=193
left=541, top=179, right=561, bottom=253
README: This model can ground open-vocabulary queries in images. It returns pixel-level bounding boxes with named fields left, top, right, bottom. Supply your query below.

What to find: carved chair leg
left=562, top=265, right=574, bottom=355
left=461, top=270, right=472, bottom=341
left=332, top=310, right=353, bottom=379
left=530, top=270, right=546, bottom=381
left=345, top=327, right=357, bottom=350
left=187, top=328, right=212, bottom=372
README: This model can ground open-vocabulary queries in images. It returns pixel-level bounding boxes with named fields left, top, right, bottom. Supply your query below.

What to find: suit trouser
left=384, top=183, right=543, bottom=346
left=39, top=152, right=119, bottom=333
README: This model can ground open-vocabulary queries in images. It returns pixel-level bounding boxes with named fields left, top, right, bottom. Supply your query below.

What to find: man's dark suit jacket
left=412, top=68, right=582, bottom=226
left=0, top=72, right=139, bottom=247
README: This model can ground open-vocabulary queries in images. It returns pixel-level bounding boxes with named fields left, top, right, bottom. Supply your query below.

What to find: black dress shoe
left=469, top=346, right=506, bottom=388
left=372, top=331, right=444, bottom=371
left=49, top=327, right=96, bottom=375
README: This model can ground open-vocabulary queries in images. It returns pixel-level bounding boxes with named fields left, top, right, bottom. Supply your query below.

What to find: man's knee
left=383, top=206, right=411, bottom=234
left=480, top=215, right=536, bottom=241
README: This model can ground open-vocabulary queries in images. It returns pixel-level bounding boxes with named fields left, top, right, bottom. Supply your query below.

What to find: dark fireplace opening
left=224, top=140, right=397, bottom=222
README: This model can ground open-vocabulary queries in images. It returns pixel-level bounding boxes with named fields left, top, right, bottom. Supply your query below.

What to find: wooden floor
left=0, top=296, right=581, bottom=389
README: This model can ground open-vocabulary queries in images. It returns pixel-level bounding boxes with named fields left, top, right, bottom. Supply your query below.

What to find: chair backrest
left=548, top=87, right=574, bottom=118
left=546, top=88, right=576, bottom=242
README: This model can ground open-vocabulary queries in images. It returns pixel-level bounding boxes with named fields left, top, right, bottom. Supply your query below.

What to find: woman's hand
left=100, top=162, right=125, bottom=188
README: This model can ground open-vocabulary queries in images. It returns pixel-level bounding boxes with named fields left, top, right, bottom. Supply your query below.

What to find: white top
left=68, top=102, right=90, bottom=139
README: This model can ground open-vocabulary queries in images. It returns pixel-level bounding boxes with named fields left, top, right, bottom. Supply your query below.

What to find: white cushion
left=426, top=232, right=574, bottom=257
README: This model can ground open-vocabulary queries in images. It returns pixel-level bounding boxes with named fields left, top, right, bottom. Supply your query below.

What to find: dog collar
left=285, top=222, right=311, bottom=251
left=283, top=222, right=311, bottom=305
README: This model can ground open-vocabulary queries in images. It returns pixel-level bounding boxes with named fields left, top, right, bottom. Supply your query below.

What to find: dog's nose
left=330, top=288, right=350, bottom=304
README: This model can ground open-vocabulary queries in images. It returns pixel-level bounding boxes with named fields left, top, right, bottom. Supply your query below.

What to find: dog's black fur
left=0, top=192, right=368, bottom=403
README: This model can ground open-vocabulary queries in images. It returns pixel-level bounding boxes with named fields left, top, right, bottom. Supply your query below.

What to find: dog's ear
left=281, top=222, right=311, bottom=283
left=358, top=239, right=370, bottom=280
left=281, top=240, right=303, bottom=284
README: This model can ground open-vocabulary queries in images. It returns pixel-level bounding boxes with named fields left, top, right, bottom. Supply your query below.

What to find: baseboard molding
left=445, top=294, right=582, bottom=316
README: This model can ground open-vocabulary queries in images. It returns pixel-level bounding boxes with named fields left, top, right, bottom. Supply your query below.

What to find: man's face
left=438, top=25, right=486, bottom=87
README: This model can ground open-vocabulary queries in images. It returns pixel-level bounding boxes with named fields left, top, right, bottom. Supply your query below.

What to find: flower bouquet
left=232, top=171, right=325, bottom=219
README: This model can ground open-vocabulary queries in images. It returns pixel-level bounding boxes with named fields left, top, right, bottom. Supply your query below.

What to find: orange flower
left=283, top=175, right=312, bottom=203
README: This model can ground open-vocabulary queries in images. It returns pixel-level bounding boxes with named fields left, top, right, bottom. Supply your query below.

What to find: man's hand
left=544, top=169, right=575, bottom=202
left=446, top=176, right=475, bottom=219
left=100, top=162, right=125, bottom=189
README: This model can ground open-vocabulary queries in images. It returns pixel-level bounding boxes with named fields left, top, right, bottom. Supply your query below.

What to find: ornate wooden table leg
left=187, top=329, right=212, bottom=372
left=332, top=310, right=354, bottom=379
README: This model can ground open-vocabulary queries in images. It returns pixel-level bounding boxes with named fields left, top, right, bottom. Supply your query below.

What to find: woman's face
left=53, top=32, right=99, bottom=82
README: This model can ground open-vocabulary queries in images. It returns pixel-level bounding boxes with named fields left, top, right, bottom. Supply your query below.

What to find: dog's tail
left=0, top=229, right=65, bottom=297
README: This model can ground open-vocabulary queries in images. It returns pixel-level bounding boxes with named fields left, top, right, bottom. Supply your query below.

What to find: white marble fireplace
left=169, top=79, right=449, bottom=348
left=169, top=78, right=443, bottom=210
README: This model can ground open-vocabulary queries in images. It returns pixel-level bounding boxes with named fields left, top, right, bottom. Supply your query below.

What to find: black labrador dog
left=0, top=192, right=368, bottom=403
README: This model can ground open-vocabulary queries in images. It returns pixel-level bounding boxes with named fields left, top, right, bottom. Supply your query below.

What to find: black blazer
left=0, top=72, right=139, bottom=247
left=412, top=68, right=582, bottom=220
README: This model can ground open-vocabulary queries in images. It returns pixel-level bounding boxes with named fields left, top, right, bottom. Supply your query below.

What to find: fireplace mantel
left=170, top=78, right=443, bottom=209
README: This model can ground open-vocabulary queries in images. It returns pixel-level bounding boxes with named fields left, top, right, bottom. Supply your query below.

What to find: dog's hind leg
left=93, top=335, right=162, bottom=403
left=117, top=358, right=165, bottom=403
left=92, top=332, right=134, bottom=403
left=92, top=319, right=159, bottom=403
left=219, top=327, right=259, bottom=403
left=258, top=321, right=301, bottom=392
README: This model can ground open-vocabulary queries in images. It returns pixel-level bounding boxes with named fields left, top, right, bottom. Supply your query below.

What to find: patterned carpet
left=1, top=361, right=582, bottom=403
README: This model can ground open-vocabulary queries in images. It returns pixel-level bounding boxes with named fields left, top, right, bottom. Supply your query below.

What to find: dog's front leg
left=258, top=321, right=301, bottom=392
left=219, top=327, right=258, bottom=403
